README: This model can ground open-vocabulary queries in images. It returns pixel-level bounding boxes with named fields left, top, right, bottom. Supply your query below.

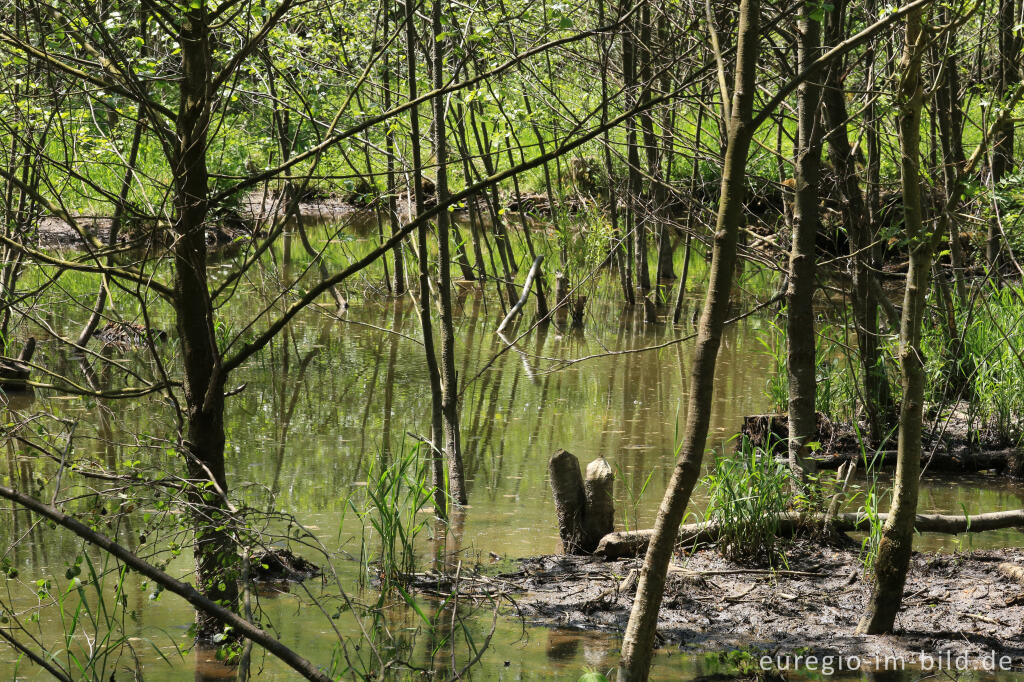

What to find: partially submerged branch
left=596, top=509, right=1024, bottom=559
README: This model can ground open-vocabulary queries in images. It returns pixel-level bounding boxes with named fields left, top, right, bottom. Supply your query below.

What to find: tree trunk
left=174, top=4, right=239, bottom=641
left=405, top=0, right=447, bottom=517
left=822, top=0, right=893, bottom=442
left=432, top=0, right=467, bottom=506
left=786, top=0, right=823, bottom=482
left=989, top=0, right=1019, bottom=268
left=857, top=5, right=928, bottom=634
left=615, top=0, right=759, bottom=676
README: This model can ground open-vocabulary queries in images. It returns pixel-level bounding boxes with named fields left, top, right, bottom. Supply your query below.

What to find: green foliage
left=923, top=284, right=1024, bottom=445
left=701, top=437, right=791, bottom=567
left=756, top=315, right=863, bottom=422
left=613, top=460, right=654, bottom=532
left=578, top=671, right=610, bottom=682
left=345, top=443, right=436, bottom=595
left=701, top=646, right=780, bottom=680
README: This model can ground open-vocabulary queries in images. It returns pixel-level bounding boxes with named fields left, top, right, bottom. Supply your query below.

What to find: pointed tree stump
left=549, top=449, right=615, bottom=554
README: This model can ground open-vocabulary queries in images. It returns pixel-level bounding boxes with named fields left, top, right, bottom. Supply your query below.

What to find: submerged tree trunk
left=857, top=5, right=928, bottom=634
left=616, top=0, right=759, bottom=676
left=432, top=0, right=467, bottom=506
left=174, top=5, right=239, bottom=640
left=786, top=1, right=823, bottom=482
left=405, top=0, right=447, bottom=517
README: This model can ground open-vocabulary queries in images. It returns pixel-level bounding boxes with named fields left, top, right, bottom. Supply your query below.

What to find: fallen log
left=595, top=509, right=1024, bottom=559
left=496, top=255, right=544, bottom=333
left=742, top=413, right=1023, bottom=475
left=813, top=448, right=1022, bottom=475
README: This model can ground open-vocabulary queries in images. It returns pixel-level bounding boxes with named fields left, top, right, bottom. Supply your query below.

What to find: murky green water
left=3, top=219, right=1023, bottom=679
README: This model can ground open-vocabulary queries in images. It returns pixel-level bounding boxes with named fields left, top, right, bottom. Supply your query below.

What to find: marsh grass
left=344, top=443, right=435, bottom=596
left=924, top=284, right=1024, bottom=445
left=701, top=436, right=791, bottom=567
left=35, top=550, right=182, bottom=681
left=756, top=315, right=861, bottom=422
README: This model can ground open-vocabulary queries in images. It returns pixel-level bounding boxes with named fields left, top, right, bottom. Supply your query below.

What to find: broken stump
left=549, top=449, right=614, bottom=554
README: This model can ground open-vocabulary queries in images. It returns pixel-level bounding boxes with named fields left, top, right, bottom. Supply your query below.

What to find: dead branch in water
left=595, top=509, right=1024, bottom=559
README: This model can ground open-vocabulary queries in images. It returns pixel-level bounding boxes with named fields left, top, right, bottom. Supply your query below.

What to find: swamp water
left=3, top=226, right=1024, bottom=680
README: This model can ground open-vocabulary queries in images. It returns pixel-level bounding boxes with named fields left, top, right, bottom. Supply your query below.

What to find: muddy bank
left=480, top=542, right=1024, bottom=671
left=742, top=413, right=1024, bottom=477
left=36, top=214, right=259, bottom=249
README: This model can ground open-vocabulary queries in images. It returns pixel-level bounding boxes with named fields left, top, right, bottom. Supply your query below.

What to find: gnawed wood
left=549, top=449, right=587, bottom=554
left=583, top=457, right=615, bottom=545
left=549, top=450, right=615, bottom=554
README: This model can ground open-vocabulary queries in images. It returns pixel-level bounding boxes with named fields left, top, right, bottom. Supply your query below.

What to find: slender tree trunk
left=857, top=5, right=928, bottom=634
left=616, top=0, right=759, bottom=676
left=599, top=0, right=633, bottom=305
left=934, top=17, right=967, bottom=303
left=385, top=26, right=406, bottom=295
left=933, top=12, right=972, bottom=397
left=623, top=5, right=650, bottom=294
left=432, top=0, right=467, bottom=506
left=822, top=0, right=893, bottom=442
left=989, top=0, right=1019, bottom=267
left=174, top=5, right=238, bottom=640
left=405, top=0, right=447, bottom=517
left=786, top=0, right=823, bottom=481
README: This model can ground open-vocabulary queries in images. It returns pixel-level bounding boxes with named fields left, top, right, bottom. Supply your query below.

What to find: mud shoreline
left=468, top=541, right=1024, bottom=672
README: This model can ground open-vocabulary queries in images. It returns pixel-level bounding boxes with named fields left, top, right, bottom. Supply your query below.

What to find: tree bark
left=616, top=0, right=759, bottom=676
left=173, top=4, right=239, bottom=641
left=821, top=0, right=893, bottom=442
left=432, top=0, right=468, bottom=506
left=405, top=0, right=447, bottom=517
left=786, top=0, right=823, bottom=482
left=988, top=0, right=1019, bottom=268
left=857, top=4, right=928, bottom=634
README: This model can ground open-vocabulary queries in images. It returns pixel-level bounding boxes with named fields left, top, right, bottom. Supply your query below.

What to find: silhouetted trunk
left=933, top=10, right=967, bottom=302
left=989, top=0, right=1019, bottom=267
left=384, top=21, right=406, bottom=295
left=616, top=0, right=759, bottom=676
left=174, top=5, right=239, bottom=640
left=623, top=5, right=650, bottom=294
left=822, top=0, right=893, bottom=442
left=405, top=0, right=447, bottom=517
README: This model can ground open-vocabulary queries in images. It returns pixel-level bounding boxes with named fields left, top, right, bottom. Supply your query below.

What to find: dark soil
left=485, top=541, right=1024, bottom=671
left=742, top=412, right=1024, bottom=477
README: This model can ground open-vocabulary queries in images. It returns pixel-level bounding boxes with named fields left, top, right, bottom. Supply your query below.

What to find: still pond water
left=3, top=228, right=1023, bottom=680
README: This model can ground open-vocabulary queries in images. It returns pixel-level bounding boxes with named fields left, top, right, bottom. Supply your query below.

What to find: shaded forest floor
left=476, top=541, right=1024, bottom=671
